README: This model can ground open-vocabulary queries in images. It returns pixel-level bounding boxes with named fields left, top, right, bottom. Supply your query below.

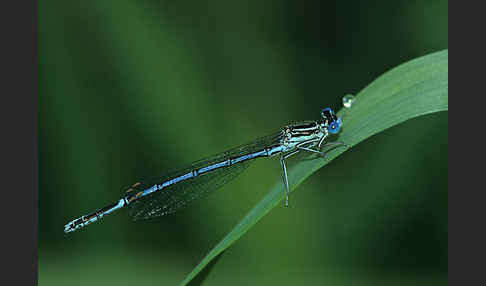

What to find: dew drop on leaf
left=342, top=94, right=356, bottom=108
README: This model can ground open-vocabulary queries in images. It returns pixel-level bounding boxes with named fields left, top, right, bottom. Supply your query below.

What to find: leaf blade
left=181, top=50, right=448, bottom=285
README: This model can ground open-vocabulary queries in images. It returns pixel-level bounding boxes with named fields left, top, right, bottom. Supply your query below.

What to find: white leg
left=297, top=141, right=347, bottom=161
left=318, top=129, right=329, bottom=148
left=319, top=141, right=347, bottom=152
left=297, top=145, right=324, bottom=155
left=280, top=150, right=300, bottom=207
left=280, top=156, right=290, bottom=207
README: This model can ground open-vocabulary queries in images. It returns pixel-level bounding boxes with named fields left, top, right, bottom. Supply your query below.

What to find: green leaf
left=181, top=50, right=448, bottom=285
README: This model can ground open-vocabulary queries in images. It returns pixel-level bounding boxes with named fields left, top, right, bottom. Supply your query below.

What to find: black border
left=1, top=0, right=38, bottom=285
left=450, top=1, right=483, bottom=285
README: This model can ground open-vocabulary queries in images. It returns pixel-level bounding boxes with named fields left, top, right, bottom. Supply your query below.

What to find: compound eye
left=328, top=117, right=342, bottom=134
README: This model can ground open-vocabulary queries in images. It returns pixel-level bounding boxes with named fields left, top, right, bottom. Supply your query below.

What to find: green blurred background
left=39, top=0, right=448, bottom=285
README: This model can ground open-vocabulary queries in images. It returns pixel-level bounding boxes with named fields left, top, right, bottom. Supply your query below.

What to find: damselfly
left=64, top=107, right=344, bottom=233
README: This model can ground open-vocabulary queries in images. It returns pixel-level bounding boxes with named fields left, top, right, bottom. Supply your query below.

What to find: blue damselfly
left=64, top=107, right=343, bottom=233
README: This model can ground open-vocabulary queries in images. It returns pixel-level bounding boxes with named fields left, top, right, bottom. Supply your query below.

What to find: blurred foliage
left=39, top=0, right=448, bottom=285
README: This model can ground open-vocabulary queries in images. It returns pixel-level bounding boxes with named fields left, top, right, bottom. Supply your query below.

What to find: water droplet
left=342, top=94, right=355, bottom=108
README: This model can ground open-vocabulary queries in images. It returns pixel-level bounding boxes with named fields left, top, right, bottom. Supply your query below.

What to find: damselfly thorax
left=280, top=121, right=328, bottom=153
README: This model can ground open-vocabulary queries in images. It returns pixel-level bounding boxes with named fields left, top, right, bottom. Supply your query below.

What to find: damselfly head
left=321, top=107, right=342, bottom=134
left=328, top=117, right=342, bottom=134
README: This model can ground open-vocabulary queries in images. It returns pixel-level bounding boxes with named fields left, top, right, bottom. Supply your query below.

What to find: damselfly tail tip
left=64, top=218, right=82, bottom=233
left=64, top=220, right=78, bottom=233
left=64, top=222, right=74, bottom=233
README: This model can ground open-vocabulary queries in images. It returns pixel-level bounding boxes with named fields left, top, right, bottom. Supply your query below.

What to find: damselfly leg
left=318, top=141, right=347, bottom=159
left=280, top=150, right=299, bottom=207
left=280, top=140, right=320, bottom=207
left=279, top=140, right=347, bottom=207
